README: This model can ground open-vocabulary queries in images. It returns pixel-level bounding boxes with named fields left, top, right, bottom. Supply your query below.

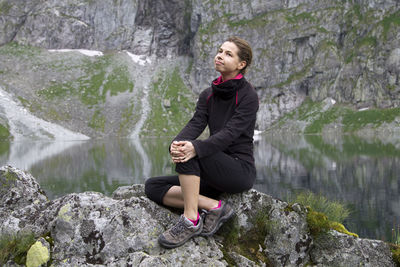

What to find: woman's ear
left=238, top=60, right=246, bottom=71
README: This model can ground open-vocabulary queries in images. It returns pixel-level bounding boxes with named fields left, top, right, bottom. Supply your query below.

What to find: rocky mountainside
left=0, top=0, right=399, bottom=137
left=1, top=165, right=397, bottom=266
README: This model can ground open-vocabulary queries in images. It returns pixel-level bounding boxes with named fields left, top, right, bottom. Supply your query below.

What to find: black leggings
left=144, top=151, right=256, bottom=206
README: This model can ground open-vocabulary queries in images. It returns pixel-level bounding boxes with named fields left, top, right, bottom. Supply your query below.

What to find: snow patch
left=48, top=49, right=103, bottom=57
left=125, top=51, right=152, bottom=66
left=0, top=87, right=89, bottom=141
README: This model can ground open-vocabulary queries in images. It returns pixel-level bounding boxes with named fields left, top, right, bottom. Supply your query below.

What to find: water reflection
left=0, top=138, right=174, bottom=199
left=0, top=134, right=399, bottom=242
left=254, top=134, right=400, bottom=242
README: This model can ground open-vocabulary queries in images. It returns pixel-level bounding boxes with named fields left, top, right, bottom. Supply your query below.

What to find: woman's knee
left=144, top=175, right=180, bottom=205
left=175, top=158, right=200, bottom=176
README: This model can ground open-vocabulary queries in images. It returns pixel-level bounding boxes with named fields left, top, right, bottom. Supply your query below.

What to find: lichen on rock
left=0, top=166, right=397, bottom=266
left=26, top=237, right=50, bottom=267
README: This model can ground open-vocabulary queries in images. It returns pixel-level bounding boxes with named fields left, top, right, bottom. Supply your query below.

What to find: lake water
left=1, top=134, right=399, bottom=242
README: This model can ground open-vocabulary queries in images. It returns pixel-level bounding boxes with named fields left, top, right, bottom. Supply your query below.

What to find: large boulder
left=0, top=165, right=396, bottom=266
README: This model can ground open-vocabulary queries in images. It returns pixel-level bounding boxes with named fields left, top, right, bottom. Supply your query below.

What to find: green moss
left=103, top=66, right=134, bottom=96
left=342, top=107, right=400, bottom=132
left=17, top=96, right=44, bottom=114
left=0, top=139, right=10, bottom=158
left=0, top=42, right=41, bottom=57
left=273, top=97, right=400, bottom=135
left=0, top=231, right=36, bottom=265
left=358, top=36, right=377, bottom=47
left=341, top=3, right=381, bottom=63
left=143, top=67, right=195, bottom=136
left=316, top=26, right=329, bottom=33
left=282, top=98, right=323, bottom=122
left=274, top=61, right=314, bottom=88
left=0, top=2, right=12, bottom=15
left=391, top=244, right=400, bottom=267
left=88, top=109, right=106, bottom=132
left=381, top=11, right=400, bottom=40
left=1, top=169, right=19, bottom=191
left=0, top=124, right=11, bottom=140
left=306, top=210, right=331, bottom=236
left=329, top=221, right=358, bottom=238
left=219, top=207, right=274, bottom=266
left=118, top=102, right=136, bottom=135
left=37, top=55, right=134, bottom=107
left=285, top=12, right=316, bottom=24
left=227, top=12, right=269, bottom=28
left=306, top=209, right=358, bottom=238
left=305, top=106, right=340, bottom=134
left=291, top=191, right=350, bottom=223
left=285, top=191, right=357, bottom=238
left=185, top=58, right=194, bottom=74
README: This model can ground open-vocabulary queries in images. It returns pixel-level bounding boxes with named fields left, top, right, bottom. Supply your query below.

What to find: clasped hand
left=170, top=141, right=196, bottom=163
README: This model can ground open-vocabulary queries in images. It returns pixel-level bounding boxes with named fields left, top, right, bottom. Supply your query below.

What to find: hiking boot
left=158, top=214, right=203, bottom=248
left=201, top=201, right=234, bottom=236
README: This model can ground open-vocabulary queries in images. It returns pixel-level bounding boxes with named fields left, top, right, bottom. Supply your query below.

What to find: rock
left=0, top=166, right=397, bottom=266
left=111, top=184, right=146, bottom=199
left=0, top=165, right=49, bottom=235
left=0, top=165, right=47, bottom=209
left=163, top=99, right=171, bottom=108
left=310, top=231, right=395, bottom=267
left=1, top=0, right=400, bottom=136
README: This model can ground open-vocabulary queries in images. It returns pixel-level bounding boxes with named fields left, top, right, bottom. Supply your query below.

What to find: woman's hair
left=226, top=36, right=252, bottom=74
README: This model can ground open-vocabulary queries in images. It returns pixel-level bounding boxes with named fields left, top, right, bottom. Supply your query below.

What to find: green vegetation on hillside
left=0, top=124, right=10, bottom=140
left=88, top=109, right=106, bottom=132
left=143, top=67, right=195, bottom=136
left=0, top=2, right=11, bottom=15
left=0, top=42, right=41, bottom=57
left=381, top=10, right=400, bottom=40
left=37, top=56, right=134, bottom=107
left=274, top=98, right=400, bottom=135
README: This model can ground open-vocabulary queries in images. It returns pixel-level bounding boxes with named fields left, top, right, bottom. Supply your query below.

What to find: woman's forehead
left=219, top=41, right=239, bottom=54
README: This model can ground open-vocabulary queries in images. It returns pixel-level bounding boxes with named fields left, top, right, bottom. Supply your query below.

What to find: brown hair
left=226, top=36, right=253, bottom=74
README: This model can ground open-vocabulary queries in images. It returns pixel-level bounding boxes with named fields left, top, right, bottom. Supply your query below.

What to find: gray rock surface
left=1, top=0, right=400, bottom=136
left=0, top=165, right=396, bottom=266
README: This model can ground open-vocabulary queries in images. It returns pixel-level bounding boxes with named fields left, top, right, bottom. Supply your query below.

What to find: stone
left=163, top=99, right=171, bottom=108
left=1, top=0, right=400, bottom=137
left=310, top=231, right=396, bottom=267
left=0, top=166, right=396, bottom=266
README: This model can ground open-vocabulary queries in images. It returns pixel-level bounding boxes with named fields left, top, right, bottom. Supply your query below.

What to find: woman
left=145, top=36, right=259, bottom=248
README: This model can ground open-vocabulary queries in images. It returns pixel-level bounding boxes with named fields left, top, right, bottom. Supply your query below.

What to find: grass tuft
left=0, top=231, right=36, bottom=265
left=291, top=191, right=350, bottom=223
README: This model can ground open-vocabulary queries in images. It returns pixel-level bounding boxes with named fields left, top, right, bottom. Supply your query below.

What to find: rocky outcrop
left=0, top=165, right=396, bottom=266
left=1, top=0, right=400, bottom=135
left=0, top=0, right=195, bottom=57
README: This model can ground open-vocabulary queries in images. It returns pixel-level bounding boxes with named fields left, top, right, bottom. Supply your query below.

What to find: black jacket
left=174, top=76, right=259, bottom=164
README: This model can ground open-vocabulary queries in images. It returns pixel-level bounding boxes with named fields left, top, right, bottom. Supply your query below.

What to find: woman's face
left=214, top=41, right=246, bottom=78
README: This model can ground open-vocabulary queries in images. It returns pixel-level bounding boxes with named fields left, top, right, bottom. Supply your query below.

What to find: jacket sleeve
left=191, top=89, right=259, bottom=158
left=172, top=89, right=209, bottom=142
